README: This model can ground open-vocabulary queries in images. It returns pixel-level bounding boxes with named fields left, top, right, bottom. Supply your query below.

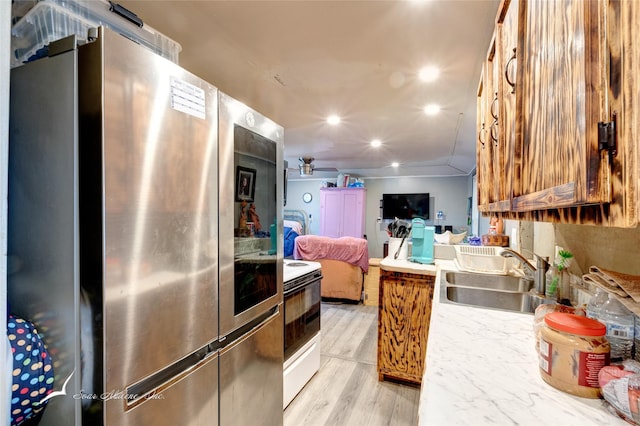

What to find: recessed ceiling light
left=391, top=162, right=399, bottom=168
left=371, top=139, right=382, bottom=147
left=423, top=103, right=441, bottom=116
left=327, top=115, right=341, bottom=125
left=419, top=65, right=440, bottom=82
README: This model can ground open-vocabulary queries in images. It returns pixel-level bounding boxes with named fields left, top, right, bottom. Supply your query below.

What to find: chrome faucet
left=500, top=248, right=549, bottom=295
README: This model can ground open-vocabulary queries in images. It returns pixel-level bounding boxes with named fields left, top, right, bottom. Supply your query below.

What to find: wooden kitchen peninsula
left=377, top=258, right=437, bottom=385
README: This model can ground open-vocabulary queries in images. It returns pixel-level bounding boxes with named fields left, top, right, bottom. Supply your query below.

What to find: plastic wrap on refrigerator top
left=10, top=0, right=181, bottom=67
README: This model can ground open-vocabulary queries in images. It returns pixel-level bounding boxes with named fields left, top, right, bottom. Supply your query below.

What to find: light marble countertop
left=379, top=257, right=438, bottom=275
left=397, top=259, right=628, bottom=426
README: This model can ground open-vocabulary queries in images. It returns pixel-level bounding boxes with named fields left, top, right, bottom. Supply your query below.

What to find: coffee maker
left=408, top=218, right=435, bottom=264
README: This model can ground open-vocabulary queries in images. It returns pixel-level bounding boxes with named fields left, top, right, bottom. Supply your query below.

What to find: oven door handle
left=284, top=275, right=323, bottom=296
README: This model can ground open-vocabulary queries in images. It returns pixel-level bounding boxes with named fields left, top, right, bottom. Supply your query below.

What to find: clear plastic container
left=454, top=245, right=508, bottom=274
left=545, top=266, right=558, bottom=299
left=600, top=294, right=635, bottom=362
left=11, top=0, right=36, bottom=25
left=11, top=0, right=181, bottom=68
left=586, top=287, right=608, bottom=320
left=539, top=312, right=610, bottom=398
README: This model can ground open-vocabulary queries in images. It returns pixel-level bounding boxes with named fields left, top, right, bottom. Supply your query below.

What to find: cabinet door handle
left=490, top=93, right=499, bottom=120
left=490, top=120, right=499, bottom=146
left=478, top=122, right=486, bottom=147
left=505, top=47, right=517, bottom=94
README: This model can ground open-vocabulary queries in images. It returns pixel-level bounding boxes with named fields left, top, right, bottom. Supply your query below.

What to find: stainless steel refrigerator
left=8, top=26, right=282, bottom=425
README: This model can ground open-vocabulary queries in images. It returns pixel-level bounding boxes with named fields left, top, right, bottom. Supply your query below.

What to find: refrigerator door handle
left=125, top=340, right=219, bottom=410
left=219, top=305, right=280, bottom=350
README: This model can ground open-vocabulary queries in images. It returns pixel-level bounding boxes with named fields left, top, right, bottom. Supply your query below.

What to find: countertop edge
left=379, top=257, right=438, bottom=275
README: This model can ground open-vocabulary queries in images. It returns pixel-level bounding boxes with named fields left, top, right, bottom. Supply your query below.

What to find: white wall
left=285, top=178, right=324, bottom=235
left=287, top=175, right=472, bottom=258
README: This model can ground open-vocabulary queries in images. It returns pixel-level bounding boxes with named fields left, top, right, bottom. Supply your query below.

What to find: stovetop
left=283, top=259, right=321, bottom=282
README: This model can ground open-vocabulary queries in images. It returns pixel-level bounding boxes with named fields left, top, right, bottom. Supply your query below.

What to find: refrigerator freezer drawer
left=220, top=305, right=284, bottom=426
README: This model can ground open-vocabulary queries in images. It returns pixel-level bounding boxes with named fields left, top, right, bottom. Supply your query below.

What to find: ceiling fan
left=294, top=157, right=338, bottom=176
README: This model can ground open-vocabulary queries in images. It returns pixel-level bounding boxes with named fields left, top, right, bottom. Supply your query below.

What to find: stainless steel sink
left=444, top=271, right=532, bottom=291
left=440, top=271, right=537, bottom=314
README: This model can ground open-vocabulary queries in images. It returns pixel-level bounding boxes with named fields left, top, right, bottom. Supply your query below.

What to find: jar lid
left=544, top=312, right=606, bottom=336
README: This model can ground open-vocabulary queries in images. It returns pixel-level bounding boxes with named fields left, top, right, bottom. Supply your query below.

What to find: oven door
left=284, top=278, right=321, bottom=361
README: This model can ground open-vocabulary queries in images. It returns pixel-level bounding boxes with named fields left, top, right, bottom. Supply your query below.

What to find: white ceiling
left=119, top=0, right=500, bottom=179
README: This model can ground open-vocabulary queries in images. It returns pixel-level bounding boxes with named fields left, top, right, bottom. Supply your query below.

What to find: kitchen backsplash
left=517, top=220, right=640, bottom=276
left=554, top=223, right=640, bottom=275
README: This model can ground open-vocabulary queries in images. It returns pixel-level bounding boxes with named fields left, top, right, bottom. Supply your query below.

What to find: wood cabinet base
left=377, top=269, right=435, bottom=385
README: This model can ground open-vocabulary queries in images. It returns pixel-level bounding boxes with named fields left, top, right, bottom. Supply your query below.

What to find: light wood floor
left=284, top=302, right=420, bottom=426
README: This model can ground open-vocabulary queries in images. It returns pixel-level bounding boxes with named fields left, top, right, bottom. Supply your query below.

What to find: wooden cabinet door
left=601, top=0, right=639, bottom=227
left=319, top=188, right=366, bottom=238
left=477, top=37, right=499, bottom=212
left=488, top=36, right=503, bottom=207
left=319, top=189, right=343, bottom=238
left=477, top=70, right=490, bottom=210
left=340, top=189, right=365, bottom=238
left=478, top=0, right=519, bottom=213
left=513, top=0, right=610, bottom=211
left=377, top=270, right=434, bottom=385
left=495, top=0, right=520, bottom=211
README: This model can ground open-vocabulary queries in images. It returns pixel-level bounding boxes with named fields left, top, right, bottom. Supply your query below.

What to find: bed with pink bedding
left=293, top=235, right=369, bottom=302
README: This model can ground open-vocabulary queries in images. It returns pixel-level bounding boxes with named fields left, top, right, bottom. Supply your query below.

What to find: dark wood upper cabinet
left=477, top=0, right=638, bottom=227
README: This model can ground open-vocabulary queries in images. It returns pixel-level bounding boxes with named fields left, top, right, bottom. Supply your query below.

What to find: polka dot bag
left=7, top=314, right=55, bottom=426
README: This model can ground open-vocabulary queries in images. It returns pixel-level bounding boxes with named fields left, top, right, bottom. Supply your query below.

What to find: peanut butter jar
left=539, top=312, right=610, bottom=398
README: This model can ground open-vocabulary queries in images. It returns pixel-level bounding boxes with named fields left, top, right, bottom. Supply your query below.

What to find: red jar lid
left=544, top=312, right=606, bottom=336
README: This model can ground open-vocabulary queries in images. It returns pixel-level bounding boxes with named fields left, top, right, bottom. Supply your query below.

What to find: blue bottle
left=269, top=220, right=277, bottom=255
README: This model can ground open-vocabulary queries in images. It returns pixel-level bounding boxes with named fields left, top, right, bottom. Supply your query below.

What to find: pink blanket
left=293, top=235, right=369, bottom=273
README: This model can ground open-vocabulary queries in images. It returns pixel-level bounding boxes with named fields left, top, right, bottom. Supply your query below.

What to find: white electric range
left=283, top=259, right=322, bottom=409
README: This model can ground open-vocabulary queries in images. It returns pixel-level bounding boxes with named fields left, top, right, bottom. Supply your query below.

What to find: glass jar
left=539, top=312, right=610, bottom=398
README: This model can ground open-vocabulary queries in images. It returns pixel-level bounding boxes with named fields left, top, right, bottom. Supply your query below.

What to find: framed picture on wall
left=236, top=166, right=256, bottom=202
